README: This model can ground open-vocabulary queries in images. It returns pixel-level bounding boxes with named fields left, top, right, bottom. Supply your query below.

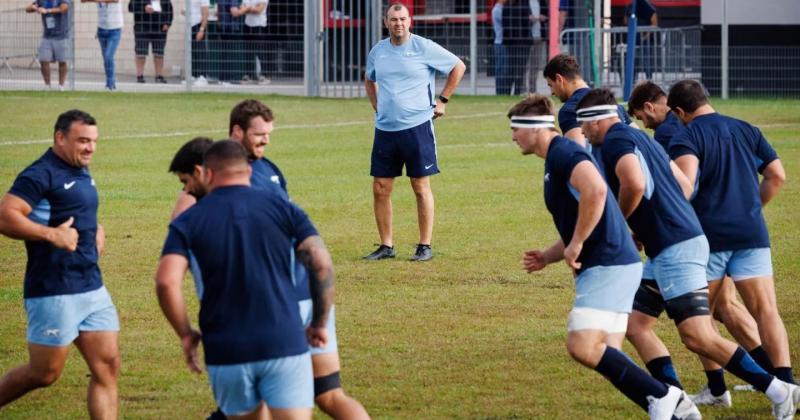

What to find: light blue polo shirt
left=366, top=34, right=459, bottom=132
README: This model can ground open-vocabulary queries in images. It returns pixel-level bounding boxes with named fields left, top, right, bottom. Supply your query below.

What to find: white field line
left=0, top=112, right=507, bottom=147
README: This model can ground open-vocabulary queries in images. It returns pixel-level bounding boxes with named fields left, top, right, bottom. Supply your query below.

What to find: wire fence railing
left=1, top=1, right=798, bottom=98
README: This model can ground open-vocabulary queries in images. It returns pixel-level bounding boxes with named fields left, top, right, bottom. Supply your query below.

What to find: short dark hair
left=384, top=2, right=408, bottom=18
left=576, top=88, right=617, bottom=111
left=543, top=54, right=581, bottom=81
left=169, top=137, right=214, bottom=174
left=229, top=99, right=274, bottom=136
left=54, top=109, right=96, bottom=136
left=507, top=94, right=556, bottom=119
left=667, top=80, right=708, bottom=113
left=627, top=81, right=666, bottom=116
left=204, top=140, right=249, bottom=172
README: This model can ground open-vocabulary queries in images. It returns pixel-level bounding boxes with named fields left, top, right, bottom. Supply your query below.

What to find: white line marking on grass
left=0, top=112, right=509, bottom=147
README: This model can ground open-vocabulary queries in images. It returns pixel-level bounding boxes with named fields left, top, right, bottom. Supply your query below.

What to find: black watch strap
left=438, top=95, right=449, bottom=104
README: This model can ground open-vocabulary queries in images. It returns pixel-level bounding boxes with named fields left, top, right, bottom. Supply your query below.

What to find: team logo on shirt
left=270, top=175, right=280, bottom=185
left=544, top=173, right=550, bottom=182
left=64, top=181, right=76, bottom=190
left=91, top=178, right=96, bottom=186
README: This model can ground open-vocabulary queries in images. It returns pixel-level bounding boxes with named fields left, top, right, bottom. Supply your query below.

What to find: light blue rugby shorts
left=25, top=285, right=119, bottom=346
left=573, top=262, right=642, bottom=313
left=651, top=235, right=709, bottom=301
left=208, top=352, right=313, bottom=415
left=707, top=247, right=772, bottom=281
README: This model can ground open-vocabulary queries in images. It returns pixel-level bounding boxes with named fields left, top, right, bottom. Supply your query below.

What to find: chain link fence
left=1, top=0, right=798, bottom=97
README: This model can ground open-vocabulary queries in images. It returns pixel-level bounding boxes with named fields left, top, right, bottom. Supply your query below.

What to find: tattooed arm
left=296, top=234, right=335, bottom=346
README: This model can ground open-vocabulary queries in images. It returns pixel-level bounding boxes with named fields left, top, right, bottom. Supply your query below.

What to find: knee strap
left=314, top=371, right=342, bottom=397
left=665, top=288, right=711, bottom=325
left=632, top=279, right=666, bottom=318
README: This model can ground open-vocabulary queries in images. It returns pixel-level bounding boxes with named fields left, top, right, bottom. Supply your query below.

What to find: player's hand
left=195, top=30, right=205, bottom=41
left=181, top=329, right=203, bottom=374
left=522, top=249, right=548, bottom=272
left=564, top=240, right=582, bottom=270
left=162, top=24, right=170, bottom=32
left=37, top=7, right=48, bottom=14
left=433, top=100, right=446, bottom=119
left=50, top=217, right=78, bottom=252
left=306, top=325, right=328, bottom=348
left=144, top=4, right=154, bottom=13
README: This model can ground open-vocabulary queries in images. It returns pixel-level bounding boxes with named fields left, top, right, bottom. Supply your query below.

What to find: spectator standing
left=129, top=0, right=173, bottom=83
left=502, top=0, right=532, bottom=96
left=492, top=0, right=508, bottom=95
left=527, top=0, right=546, bottom=92
left=241, top=0, right=268, bottom=83
left=83, top=0, right=123, bottom=91
left=216, top=0, right=244, bottom=82
left=624, top=0, right=657, bottom=80
left=26, top=0, right=70, bottom=90
left=187, top=0, right=209, bottom=84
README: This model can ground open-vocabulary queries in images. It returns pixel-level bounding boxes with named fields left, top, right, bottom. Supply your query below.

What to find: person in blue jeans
left=83, top=0, right=123, bottom=90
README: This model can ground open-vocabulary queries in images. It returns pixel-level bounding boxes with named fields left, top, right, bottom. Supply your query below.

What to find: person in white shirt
left=240, top=0, right=268, bottom=83
left=187, top=0, right=209, bottom=82
left=83, top=0, right=123, bottom=90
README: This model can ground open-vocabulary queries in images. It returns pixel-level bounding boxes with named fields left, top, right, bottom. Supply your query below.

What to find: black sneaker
left=410, top=244, right=432, bottom=262
left=363, top=244, right=395, bottom=260
left=136, top=75, right=145, bottom=83
left=155, top=75, right=168, bottom=84
left=206, top=408, right=225, bottom=420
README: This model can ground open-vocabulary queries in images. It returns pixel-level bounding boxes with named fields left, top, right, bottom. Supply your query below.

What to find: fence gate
left=305, top=0, right=381, bottom=97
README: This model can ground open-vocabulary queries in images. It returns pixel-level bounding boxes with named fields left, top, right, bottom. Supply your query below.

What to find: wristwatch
left=438, top=95, right=449, bottom=104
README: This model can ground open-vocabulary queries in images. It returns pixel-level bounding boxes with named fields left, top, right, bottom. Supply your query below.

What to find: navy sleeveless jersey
left=9, top=149, right=103, bottom=298
left=162, top=185, right=319, bottom=364
left=669, top=113, right=778, bottom=252
left=601, top=123, right=703, bottom=258
left=544, top=136, right=640, bottom=272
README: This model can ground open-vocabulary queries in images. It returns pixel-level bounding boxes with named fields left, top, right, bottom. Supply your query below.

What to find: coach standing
left=0, top=110, right=120, bottom=417
left=363, top=2, right=465, bottom=262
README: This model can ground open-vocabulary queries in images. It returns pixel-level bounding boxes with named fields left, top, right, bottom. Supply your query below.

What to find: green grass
left=0, top=91, right=798, bottom=419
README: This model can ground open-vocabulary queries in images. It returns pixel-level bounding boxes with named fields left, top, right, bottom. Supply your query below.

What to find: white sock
left=765, top=379, right=789, bottom=404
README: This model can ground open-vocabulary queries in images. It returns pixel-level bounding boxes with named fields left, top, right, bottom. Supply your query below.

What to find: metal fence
left=1, top=0, right=798, bottom=98
left=560, top=25, right=703, bottom=94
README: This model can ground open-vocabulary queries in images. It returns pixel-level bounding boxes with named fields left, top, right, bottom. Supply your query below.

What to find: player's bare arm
left=673, top=154, right=699, bottom=193
left=0, top=193, right=78, bottom=251
left=668, top=160, right=692, bottom=199
left=155, top=253, right=202, bottom=373
left=614, top=154, right=646, bottom=218
left=760, top=159, right=785, bottom=206
left=566, top=160, right=607, bottom=269
left=96, top=224, right=105, bottom=256
left=297, top=234, right=335, bottom=346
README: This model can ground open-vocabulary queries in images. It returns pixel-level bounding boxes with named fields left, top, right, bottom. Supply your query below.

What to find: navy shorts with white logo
left=370, top=120, right=439, bottom=178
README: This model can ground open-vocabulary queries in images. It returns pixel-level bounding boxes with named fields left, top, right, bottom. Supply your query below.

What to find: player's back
left=601, top=123, right=702, bottom=258
left=169, top=185, right=316, bottom=364
left=669, top=113, right=777, bottom=251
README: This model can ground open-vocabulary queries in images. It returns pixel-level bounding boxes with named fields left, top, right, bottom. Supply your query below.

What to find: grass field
left=0, top=91, right=798, bottom=419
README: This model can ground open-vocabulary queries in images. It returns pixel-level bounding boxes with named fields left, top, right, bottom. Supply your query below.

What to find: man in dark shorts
left=128, top=0, right=172, bottom=83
